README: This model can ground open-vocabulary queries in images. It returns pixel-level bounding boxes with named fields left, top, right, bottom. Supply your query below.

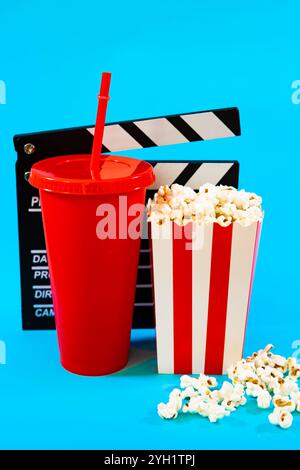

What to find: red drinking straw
left=90, top=72, right=112, bottom=179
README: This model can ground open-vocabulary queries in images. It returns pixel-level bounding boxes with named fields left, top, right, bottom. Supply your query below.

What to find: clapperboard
left=14, top=107, right=241, bottom=330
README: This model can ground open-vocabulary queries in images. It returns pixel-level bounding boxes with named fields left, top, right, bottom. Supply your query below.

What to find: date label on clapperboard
left=14, top=107, right=240, bottom=330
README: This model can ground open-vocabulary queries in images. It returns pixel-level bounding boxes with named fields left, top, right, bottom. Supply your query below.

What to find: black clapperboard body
left=14, top=107, right=241, bottom=330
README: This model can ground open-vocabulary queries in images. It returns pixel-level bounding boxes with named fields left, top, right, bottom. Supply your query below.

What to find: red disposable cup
left=29, top=154, right=155, bottom=376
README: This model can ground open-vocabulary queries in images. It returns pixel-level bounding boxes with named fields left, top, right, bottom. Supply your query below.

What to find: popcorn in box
left=148, top=183, right=263, bottom=374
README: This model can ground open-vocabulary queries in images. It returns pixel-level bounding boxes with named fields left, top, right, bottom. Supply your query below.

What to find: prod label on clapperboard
left=15, top=108, right=241, bottom=329
left=29, top=196, right=54, bottom=319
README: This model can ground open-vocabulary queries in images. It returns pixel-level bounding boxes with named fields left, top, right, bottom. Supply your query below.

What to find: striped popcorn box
left=150, top=220, right=262, bottom=375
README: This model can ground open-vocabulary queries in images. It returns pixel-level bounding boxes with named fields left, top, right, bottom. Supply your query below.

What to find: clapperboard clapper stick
left=91, top=72, right=111, bottom=178
left=14, top=107, right=241, bottom=330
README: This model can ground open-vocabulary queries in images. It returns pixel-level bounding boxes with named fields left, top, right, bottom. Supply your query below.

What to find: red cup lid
left=29, top=154, right=155, bottom=195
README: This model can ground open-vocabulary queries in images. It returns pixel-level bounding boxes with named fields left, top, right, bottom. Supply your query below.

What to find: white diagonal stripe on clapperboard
left=148, top=163, right=189, bottom=189
left=181, top=112, right=235, bottom=139
left=87, top=124, right=142, bottom=151
left=134, top=118, right=189, bottom=146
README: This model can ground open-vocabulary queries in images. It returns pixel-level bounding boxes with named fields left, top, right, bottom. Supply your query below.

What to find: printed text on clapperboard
left=30, top=196, right=54, bottom=318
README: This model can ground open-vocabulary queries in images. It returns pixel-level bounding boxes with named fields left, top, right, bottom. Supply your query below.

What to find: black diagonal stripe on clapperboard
left=172, top=163, right=202, bottom=186
left=213, top=108, right=241, bottom=136
left=101, top=144, right=110, bottom=153
left=119, top=122, right=157, bottom=148
left=217, top=163, right=238, bottom=186
left=166, top=115, right=203, bottom=141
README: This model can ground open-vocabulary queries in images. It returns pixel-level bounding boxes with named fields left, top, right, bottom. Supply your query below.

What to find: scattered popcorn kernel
left=246, top=382, right=262, bottom=398
left=180, top=375, right=194, bottom=389
left=198, top=374, right=218, bottom=389
left=187, top=396, right=207, bottom=414
left=221, top=399, right=237, bottom=412
left=278, top=411, right=293, bottom=429
left=280, top=377, right=299, bottom=396
left=289, top=365, right=300, bottom=380
left=273, top=395, right=296, bottom=413
left=271, top=355, right=287, bottom=370
left=168, top=389, right=182, bottom=411
left=219, top=382, right=236, bottom=400
left=257, top=390, right=272, bottom=409
left=157, top=402, right=178, bottom=420
left=269, top=407, right=294, bottom=429
left=207, top=404, right=229, bottom=423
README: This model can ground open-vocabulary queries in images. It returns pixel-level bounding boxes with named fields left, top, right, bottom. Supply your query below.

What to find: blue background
left=0, top=0, right=300, bottom=450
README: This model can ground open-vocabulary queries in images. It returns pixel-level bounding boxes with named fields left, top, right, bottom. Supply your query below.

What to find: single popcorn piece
left=269, top=409, right=293, bottom=429
left=207, top=403, right=230, bottom=423
left=180, top=374, right=198, bottom=389
left=272, top=395, right=296, bottom=413
left=148, top=183, right=264, bottom=227
left=257, top=390, right=272, bottom=409
left=270, top=354, right=288, bottom=371
left=268, top=377, right=284, bottom=395
left=218, top=382, right=246, bottom=411
left=216, top=214, right=232, bottom=227
left=219, top=382, right=238, bottom=400
left=168, top=389, right=182, bottom=411
left=246, top=381, right=263, bottom=398
left=183, top=395, right=206, bottom=414
left=157, top=402, right=178, bottom=420
left=279, top=377, right=299, bottom=395
left=196, top=373, right=218, bottom=389
left=278, top=411, right=294, bottom=429
left=221, top=399, right=237, bottom=412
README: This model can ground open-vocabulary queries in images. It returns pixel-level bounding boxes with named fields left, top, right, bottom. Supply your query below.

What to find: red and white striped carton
left=150, top=220, right=262, bottom=375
